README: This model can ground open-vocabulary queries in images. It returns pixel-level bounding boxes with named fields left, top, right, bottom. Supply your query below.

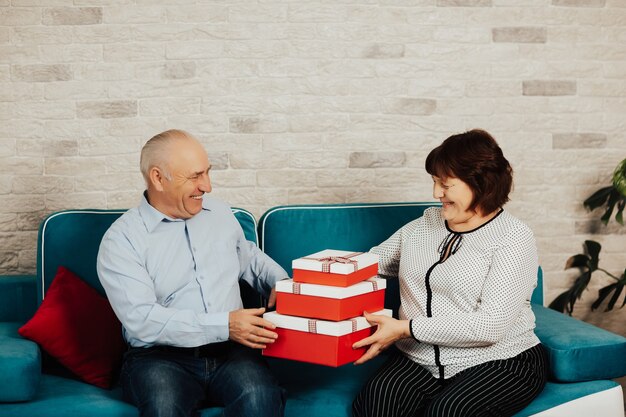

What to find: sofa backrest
left=259, top=202, right=544, bottom=315
left=36, top=208, right=258, bottom=305
left=36, top=204, right=544, bottom=310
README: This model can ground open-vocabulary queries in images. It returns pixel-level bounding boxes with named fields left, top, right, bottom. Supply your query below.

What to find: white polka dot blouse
left=371, top=207, right=541, bottom=379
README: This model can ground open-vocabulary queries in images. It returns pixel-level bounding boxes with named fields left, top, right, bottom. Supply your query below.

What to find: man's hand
left=229, top=307, right=278, bottom=349
left=352, top=312, right=410, bottom=365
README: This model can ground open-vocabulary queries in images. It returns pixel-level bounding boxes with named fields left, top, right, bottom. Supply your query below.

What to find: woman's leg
left=425, top=344, right=548, bottom=417
left=353, top=351, right=443, bottom=417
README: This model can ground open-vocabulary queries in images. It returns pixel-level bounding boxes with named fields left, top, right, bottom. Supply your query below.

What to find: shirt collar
left=138, top=192, right=212, bottom=233
left=139, top=192, right=181, bottom=233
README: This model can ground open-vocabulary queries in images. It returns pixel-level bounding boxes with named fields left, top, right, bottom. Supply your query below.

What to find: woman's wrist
left=401, top=319, right=411, bottom=339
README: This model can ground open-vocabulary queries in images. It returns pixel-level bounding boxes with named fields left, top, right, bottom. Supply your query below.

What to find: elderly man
left=97, top=129, right=287, bottom=417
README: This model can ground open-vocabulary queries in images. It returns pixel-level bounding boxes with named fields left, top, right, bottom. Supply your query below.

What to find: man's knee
left=239, top=381, right=284, bottom=405
left=127, top=380, right=196, bottom=417
left=140, top=397, right=191, bottom=417
left=226, top=380, right=285, bottom=417
left=122, top=356, right=202, bottom=417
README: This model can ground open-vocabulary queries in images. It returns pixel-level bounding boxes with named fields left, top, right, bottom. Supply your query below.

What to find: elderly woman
left=352, top=130, right=547, bottom=417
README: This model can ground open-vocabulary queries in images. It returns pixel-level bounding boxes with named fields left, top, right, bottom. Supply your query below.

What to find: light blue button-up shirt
left=97, top=194, right=287, bottom=348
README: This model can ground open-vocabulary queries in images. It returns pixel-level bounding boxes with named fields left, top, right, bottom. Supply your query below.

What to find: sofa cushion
left=0, top=359, right=622, bottom=417
left=259, top=203, right=439, bottom=315
left=0, top=322, right=41, bottom=402
left=259, top=203, right=437, bottom=272
left=38, top=210, right=126, bottom=302
left=532, top=303, right=626, bottom=382
left=514, top=380, right=623, bottom=417
left=259, top=203, right=547, bottom=314
left=37, top=209, right=259, bottom=301
left=37, top=208, right=261, bottom=308
left=0, top=373, right=230, bottom=417
left=19, top=266, right=126, bottom=389
left=270, top=355, right=388, bottom=416
left=269, top=355, right=620, bottom=417
left=0, top=374, right=137, bottom=417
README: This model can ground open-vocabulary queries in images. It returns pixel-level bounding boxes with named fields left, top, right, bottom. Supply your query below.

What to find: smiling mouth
left=191, top=194, right=203, bottom=200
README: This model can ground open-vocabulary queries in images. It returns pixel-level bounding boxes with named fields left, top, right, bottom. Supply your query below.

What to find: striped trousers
left=353, top=344, right=547, bottom=417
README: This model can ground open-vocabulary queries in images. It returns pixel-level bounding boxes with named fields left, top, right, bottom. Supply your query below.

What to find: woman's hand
left=352, top=312, right=411, bottom=365
left=267, top=287, right=277, bottom=309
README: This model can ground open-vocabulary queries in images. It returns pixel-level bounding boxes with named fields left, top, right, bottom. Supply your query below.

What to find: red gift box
left=276, top=278, right=386, bottom=321
left=292, top=249, right=379, bottom=287
left=262, top=309, right=392, bottom=367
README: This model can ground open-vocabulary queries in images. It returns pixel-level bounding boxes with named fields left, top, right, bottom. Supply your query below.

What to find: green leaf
left=572, top=270, right=592, bottom=301
left=584, top=186, right=613, bottom=211
left=584, top=240, right=601, bottom=270
left=616, top=198, right=625, bottom=226
left=549, top=291, right=574, bottom=315
left=592, top=283, right=625, bottom=312
left=600, top=189, right=620, bottom=225
left=606, top=283, right=624, bottom=311
left=565, top=254, right=589, bottom=270
left=592, top=284, right=616, bottom=311
left=557, top=160, right=626, bottom=316
left=619, top=269, right=626, bottom=308
left=612, top=158, right=626, bottom=197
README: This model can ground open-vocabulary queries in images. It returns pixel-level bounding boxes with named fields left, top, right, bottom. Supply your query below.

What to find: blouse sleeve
left=370, top=217, right=423, bottom=279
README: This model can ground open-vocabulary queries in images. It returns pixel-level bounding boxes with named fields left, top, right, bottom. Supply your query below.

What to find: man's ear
left=149, top=167, right=166, bottom=192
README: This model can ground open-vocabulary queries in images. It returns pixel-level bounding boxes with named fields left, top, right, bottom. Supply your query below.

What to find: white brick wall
left=1, top=1, right=625, bottom=334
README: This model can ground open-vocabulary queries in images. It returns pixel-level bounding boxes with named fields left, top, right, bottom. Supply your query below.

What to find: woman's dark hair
left=425, top=129, right=513, bottom=215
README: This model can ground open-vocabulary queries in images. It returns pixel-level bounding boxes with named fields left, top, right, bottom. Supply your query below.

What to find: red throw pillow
left=19, top=266, right=126, bottom=389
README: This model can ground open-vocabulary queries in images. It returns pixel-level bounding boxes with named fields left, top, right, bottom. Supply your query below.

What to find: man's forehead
left=169, top=142, right=209, bottom=170
left=189, top=163, right=212, bottom=175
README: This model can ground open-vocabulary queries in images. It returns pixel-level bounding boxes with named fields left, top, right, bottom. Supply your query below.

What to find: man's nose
left=199, top=176, right=211, bottom=193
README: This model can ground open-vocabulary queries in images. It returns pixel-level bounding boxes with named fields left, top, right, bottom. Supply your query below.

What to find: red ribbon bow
left=303, top=252, right=362, bottom=273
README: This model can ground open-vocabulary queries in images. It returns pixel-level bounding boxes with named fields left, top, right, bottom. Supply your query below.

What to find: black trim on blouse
left=444, top=208, right=504, bottom=234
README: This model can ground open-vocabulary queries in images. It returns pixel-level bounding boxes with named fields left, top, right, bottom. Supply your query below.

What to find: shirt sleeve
left=236, top=226, right=289, bottom=297
left=409, top=225, right=539, bottom=348
left=97, top=227, right=230, bottom=348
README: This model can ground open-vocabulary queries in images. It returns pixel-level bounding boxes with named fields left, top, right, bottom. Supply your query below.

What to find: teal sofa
left=1, top=203, right=625, bottom=417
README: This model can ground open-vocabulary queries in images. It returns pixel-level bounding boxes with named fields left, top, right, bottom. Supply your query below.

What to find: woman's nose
left=433, top=184, right=444, bottom=199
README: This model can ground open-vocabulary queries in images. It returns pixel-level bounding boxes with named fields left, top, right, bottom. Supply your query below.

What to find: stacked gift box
left=263, top=249, right=391, bottom=367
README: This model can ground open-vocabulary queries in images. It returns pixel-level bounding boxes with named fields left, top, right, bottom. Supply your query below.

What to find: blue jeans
left=120, top=343, right=285, bottom=417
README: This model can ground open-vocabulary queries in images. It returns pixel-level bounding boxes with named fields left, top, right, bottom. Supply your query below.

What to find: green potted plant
left=549, top=158, right=626, bottom=315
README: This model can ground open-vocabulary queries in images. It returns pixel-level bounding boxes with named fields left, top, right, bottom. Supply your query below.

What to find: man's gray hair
left=140, top=129, right=194, bottom=185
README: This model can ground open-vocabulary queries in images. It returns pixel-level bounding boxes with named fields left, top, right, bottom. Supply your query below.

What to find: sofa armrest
left=532, top=303, right=626, bottom=382
left=0, top=275, right=37, bottom=322
left=0, top=276, right=41, bottom=402
left=0, top=322, right=41, bottom=402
